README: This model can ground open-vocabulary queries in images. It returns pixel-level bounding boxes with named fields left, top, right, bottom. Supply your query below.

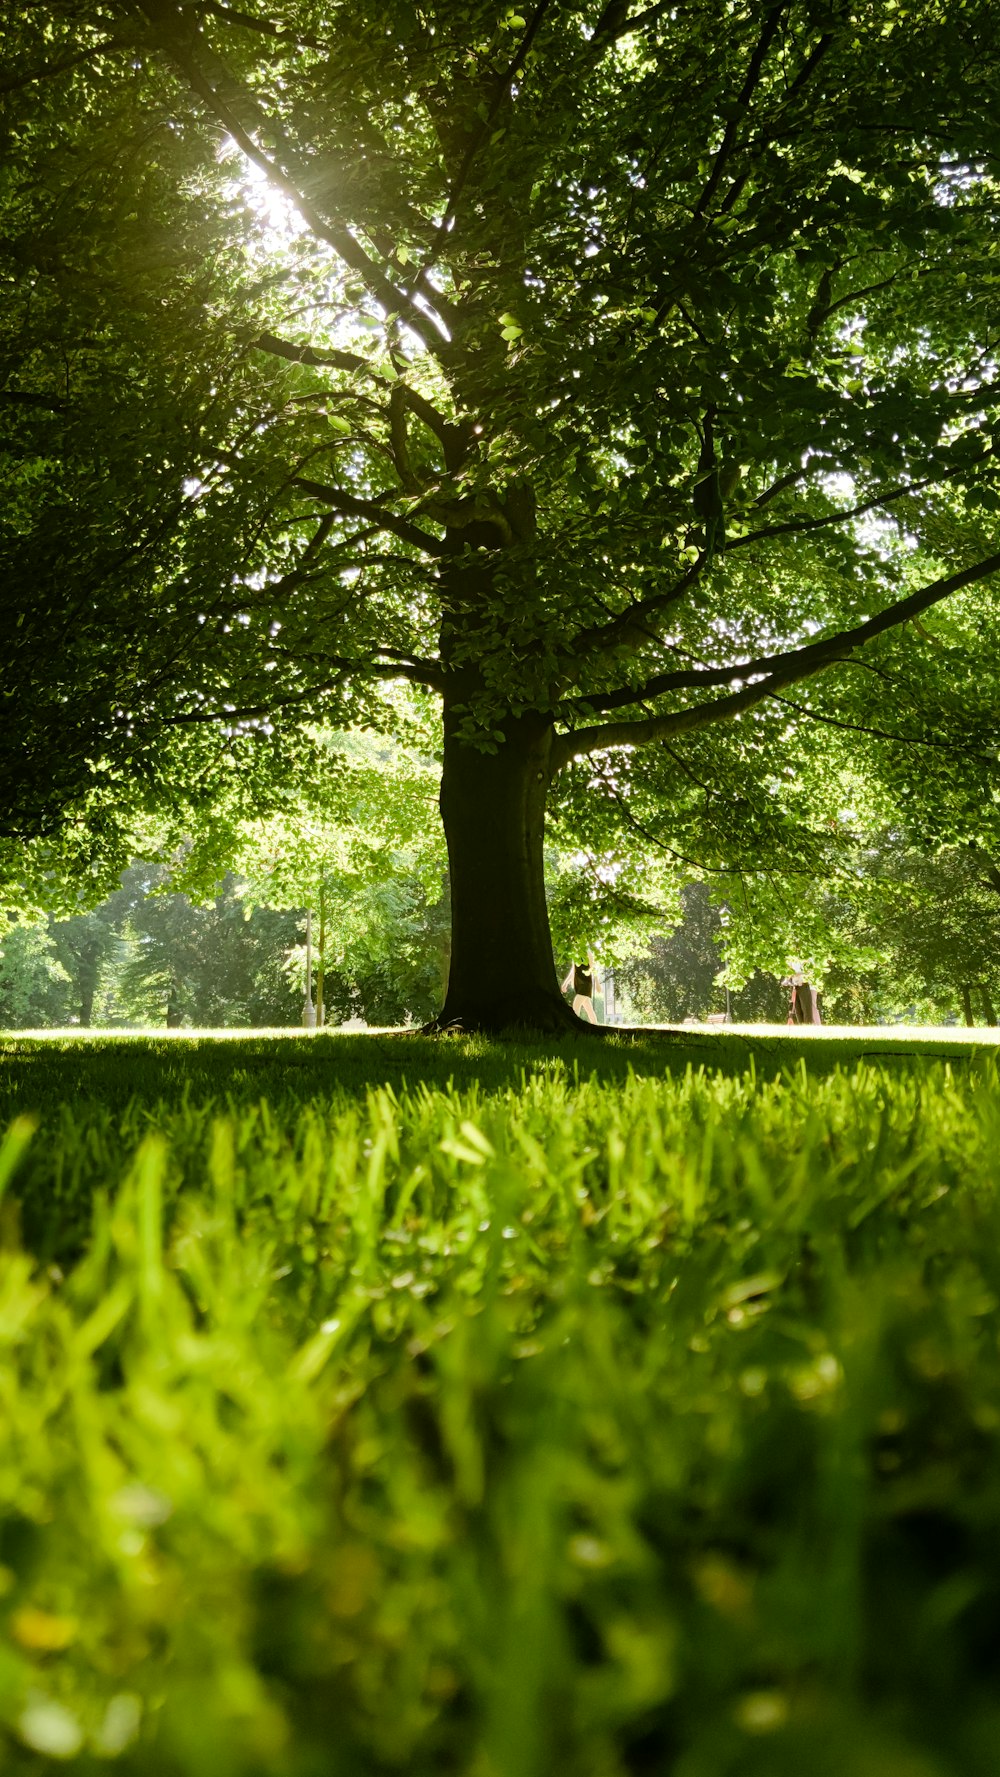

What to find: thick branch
left=551, top=548, right=1000, bottom=768
left=728, top=449, right=994, bottom=552
left=189, top=0, right=327, bottom=49
left=254, top=330, right=383, bottom=380
left=752, top=466, right=810, bottom=509
left=591, top=0, right=675, bottom=44
left=287, top=474, right=445, bottom=555
left=389, top=384, right=422, bottom=493
left=565, top=556, right=707, bottom=660
left=160, top=656, right=440, bottom=726
left=253, top=332, right=465, bottom=464
left=263, top=511, right=336, bottom=600
left=694, top=4, right=788, bottom=218
left=399, top=386, right=471, bottom=471
left=373, top=646, right=443, bottom=682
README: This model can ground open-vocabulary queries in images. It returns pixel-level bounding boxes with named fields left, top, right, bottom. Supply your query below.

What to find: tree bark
left=78, top=939, right=100, bottom=1028
left=79, top=977, right=95, bottom=1028
left=961, top=983, right=975, bottom=1027
left=166, top=971, right=183, bottom=1028
left=434, top=702, right=579, bottom=1032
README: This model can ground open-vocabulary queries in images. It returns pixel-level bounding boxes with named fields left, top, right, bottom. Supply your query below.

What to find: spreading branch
left=717, top=26, right=836, bottom=217
left=188, top=0, right=327, bottom=49
left=407, top=0, right=555, bottom=300
left=694, top=4, right=788, bottom=218
left=253, top=332, right=465, bottom=465
left=727, top=450, right=995, bottom=552
left=160, top=652, right=441, bottom=726
left=564, top=556, right=708, bottom=660
left=253, top=330, right=385, bottom=381
left=388, top=384, right=421, bottom=493
left=551, top=548, right=1000, bottom=769
left=0, top=36, right=133, bottom=94
left=770, top=694, right=996, bottom=759
left=262, top=511, right=336, bottom=600
left=286, top=474, right=446, bottom=555
left=590, top=0, right=676, bottom=46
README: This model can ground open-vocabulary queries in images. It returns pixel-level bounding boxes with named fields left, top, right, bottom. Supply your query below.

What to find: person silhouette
left=561, top=955, right=599, bottom=1023
left=782, top=973, right=822, bottom=1024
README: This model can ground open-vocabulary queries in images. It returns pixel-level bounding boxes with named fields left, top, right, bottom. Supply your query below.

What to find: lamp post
left=302, top=909, right=317, bottom=1029
left=317, top=879, right=326, bottom=1028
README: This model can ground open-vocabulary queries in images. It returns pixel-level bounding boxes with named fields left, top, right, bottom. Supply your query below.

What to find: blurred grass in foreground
left=1, top=1035, right=1000, bottom=1774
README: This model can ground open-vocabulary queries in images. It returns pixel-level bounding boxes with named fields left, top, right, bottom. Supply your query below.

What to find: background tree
left=0, top=866, right=303, bottom=1029
left=613, top=883, right=794, bottom=1025
left=302, top=876, right=451, bottom=1028
left=3, top=0, right=1000, bottom=1028
left=0, top=922, right=71, bottom=1028
left=0, top=853, right=453, bottom=1031
left=615, top=883, right=726, bottom=1025
left=217, top=724, right=451, bottom=1023
left=92, top=864, right=300, bottom=1026
left=820, top=838, right=1000, bottom=1025
left=50, top=911, right=120, bottom=1027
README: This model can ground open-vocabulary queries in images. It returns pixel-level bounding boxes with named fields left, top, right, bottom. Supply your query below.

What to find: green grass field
left=3, top=1031, right=1000, bottom=1775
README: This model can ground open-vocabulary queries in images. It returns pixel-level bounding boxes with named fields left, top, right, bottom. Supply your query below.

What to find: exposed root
left=418, top=1006, right=723, bottom=1042
left=420, top=1002, right=582, bottom=1038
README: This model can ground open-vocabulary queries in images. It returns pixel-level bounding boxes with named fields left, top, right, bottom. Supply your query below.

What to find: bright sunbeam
left=221, top=141, right=452, bottom=349
left=223, top=141, right=307, bottom=253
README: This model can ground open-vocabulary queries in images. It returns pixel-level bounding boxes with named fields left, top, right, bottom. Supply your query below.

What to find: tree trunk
left=166, top=971, right=183, bottom=1028
left=435, top=704, right=578, bottom=1033
left=317, top=879, right=326, bottom=1028
left=78, top=950, right=98, bottom=1029
left=961, top=983, right=975, bottom=1027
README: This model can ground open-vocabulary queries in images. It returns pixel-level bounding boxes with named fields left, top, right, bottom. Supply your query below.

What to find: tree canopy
left=3, top=0, right=1000, bottom=1025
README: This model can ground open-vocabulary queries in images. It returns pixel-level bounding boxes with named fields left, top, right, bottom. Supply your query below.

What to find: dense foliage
left=620, top=847, right=1000, bottom=1029
left=3, top=1, right=1000, bottom=1021
left=823, top=839, right=1000, bottom=1024
left=0, top=860, right=453, bottom=1032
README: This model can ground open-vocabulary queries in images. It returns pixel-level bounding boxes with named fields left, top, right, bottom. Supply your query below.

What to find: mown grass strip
left=0, top=1045, right=999, bottom=1772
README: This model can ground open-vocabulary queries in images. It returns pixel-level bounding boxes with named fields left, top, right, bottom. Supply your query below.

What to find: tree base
left=420, top=994, right=721, bottom=1041
left=421, top=988, right=585, bottom=1036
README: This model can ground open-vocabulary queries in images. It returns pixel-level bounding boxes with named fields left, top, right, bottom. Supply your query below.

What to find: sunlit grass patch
left=1, top=1043, right=999, bottom=1771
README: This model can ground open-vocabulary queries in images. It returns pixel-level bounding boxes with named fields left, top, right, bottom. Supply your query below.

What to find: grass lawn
left=2, top=1029, right=1000, bottom=1774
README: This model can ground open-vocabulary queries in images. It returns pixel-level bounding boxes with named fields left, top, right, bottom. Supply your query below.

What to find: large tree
left=3, top=0, right=1000, bottom=1028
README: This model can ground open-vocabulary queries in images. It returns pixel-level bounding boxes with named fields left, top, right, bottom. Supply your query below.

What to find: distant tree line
left=4, top=836, right=997, bottom=1033
left=0, top=861, right=451, bottom=1031
left=0, top=866, right=300, bottom=1030
left=619, top=842, right=1000, bottom=1028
